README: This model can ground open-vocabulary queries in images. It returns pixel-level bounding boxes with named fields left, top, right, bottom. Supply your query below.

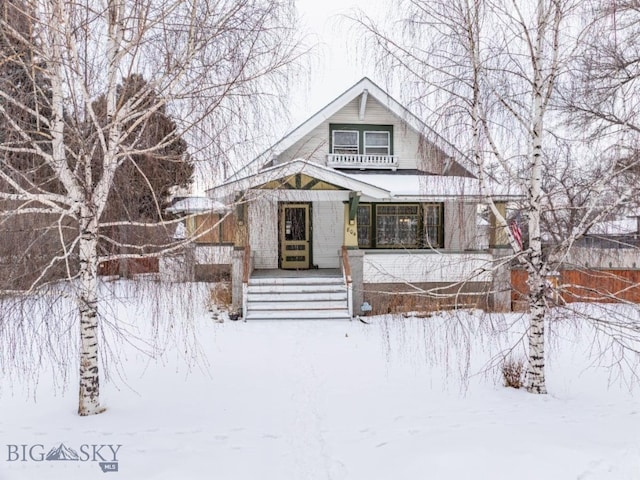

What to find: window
left=364, top=131, right=390, bottom=155
left=376, top=204, right=420, bottom=247
left=424, top=204, right=443, bottom=248
left=332, top=130, right=359, bottom=154
left=357, top=205, right=372, bottom=248
left=355, top=203, right=444, bottom=249
left=330, top=124, right=393, bottom=154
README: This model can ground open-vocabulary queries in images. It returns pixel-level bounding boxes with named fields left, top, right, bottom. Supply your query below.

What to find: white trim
left=364, top=130, right=390, bottom=155
left=359, top=89, right=368, bottom=121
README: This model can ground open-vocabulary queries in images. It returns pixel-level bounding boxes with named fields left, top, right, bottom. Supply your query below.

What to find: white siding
left=363, top=252, right=493, bottom=283
left=444, top=202, right=478, bottom=250
left=194, top=245, right=233, bottom=264
left=249, top=198, right=278, bottom=269
left=276, top=96, right=448, bottom=173
left=312, top=202, right=343, bottom=268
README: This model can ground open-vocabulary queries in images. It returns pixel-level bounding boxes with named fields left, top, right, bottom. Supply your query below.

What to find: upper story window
left=364, top=131, right=390, bottom=155
left=330, top=124, right=393, bottom=155
left=333, top=130, right=359, bottom=154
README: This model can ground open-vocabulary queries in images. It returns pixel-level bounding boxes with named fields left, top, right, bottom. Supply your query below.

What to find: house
left=194, top=78, right=520, bottom=318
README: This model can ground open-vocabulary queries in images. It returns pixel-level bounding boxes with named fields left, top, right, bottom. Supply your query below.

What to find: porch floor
left=251, top=268, right=341, bottom=279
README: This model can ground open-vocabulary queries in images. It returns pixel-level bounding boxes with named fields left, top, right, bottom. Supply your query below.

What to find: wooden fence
left=98, top=258, right=159, bottom=276
left=511, top=269, right=640, bottom=311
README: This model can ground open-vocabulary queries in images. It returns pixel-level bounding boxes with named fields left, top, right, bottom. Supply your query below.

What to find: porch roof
left=206, top=159, right=522, bottom=202
left=166, top=196, right=230, bottom=214
left=207, top=159, right=391, bottom=199
left=345, top=172, right=521, bottom=201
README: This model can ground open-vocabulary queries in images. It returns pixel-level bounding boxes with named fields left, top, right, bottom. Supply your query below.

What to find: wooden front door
left=279, top=203, right=310, bottom=269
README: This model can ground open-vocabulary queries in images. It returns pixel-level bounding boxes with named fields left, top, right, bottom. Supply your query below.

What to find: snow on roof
left=166, top=197, right=229, bottom=214
left=206, top=159, right=522, bottom=201
left=345, top=172, right=520, bottom=200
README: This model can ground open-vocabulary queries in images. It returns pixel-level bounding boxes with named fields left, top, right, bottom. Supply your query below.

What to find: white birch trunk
left=526, top=1, right=548, bottom=394
left=77, top=206, right=104, bottom=415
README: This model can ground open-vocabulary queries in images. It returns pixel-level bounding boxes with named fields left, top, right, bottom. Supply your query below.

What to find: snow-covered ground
left=1, top=280, right=640, bottom=479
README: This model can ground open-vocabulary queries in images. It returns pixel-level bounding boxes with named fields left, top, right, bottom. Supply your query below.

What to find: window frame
left=332, top=130, right=359, bottom=155
left=356, top=204, right=372, bottom=248
left=375, top=204, right=421, bottom=248
left=423, top=203, right=444, bottom=248
left=354, top=202, right=444, bottom=249
left=329, top=124, right=394, bottom=155
left=363, top=130, right=391, bottom=156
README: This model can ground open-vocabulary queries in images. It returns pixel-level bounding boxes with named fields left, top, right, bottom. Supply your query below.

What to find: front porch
left=242, top=268, right=351, bottom=321
left=232, top=243, right=511, bottom=319
left=203, top=159, right=518, bottom=317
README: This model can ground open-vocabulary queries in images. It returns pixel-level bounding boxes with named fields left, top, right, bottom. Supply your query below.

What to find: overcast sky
left=289, top=0, right=388, bottom=125
left=196, top=1, right=389, bottom=192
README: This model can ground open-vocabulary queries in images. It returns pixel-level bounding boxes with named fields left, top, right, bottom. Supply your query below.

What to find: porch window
left=354, top=203, right=444, bottom=249
left=357, top=205, right=372, bottom=248
left=332, top=130, right=359, bottom=154
left=364, top=131, right=390, bottom=155
left=376, top=204, right=420, bottom=247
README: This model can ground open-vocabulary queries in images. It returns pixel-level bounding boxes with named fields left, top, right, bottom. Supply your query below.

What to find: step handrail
left=341, top=246, right=353, bottom=318
left=242, top=245, right=251, bottom=320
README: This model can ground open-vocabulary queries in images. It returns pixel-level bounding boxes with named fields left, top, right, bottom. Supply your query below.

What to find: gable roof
left=225, top=77, right=475, bottom=182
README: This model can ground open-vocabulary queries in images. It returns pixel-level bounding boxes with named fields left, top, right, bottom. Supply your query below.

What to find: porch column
left=185, top=215, right=196, bottom=237
left=489, top=201, right=508, bottom=248
left=232, top=194, right=248, bottom=312
left=489, top=201, right=511, bottom=312
left=231, top=248, right=243, bottom=311
left=347, top=249, right=364, bottom=316
left=234, top=194, right=248, bottom=248
left=343, top=191, right=360, bottom=248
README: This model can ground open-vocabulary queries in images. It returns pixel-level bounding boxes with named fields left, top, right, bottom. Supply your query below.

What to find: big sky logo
left=7, top=442, right=122, bottom=473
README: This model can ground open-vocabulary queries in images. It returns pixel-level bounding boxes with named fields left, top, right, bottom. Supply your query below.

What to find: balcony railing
left=326, top=153, right=398, bottom=170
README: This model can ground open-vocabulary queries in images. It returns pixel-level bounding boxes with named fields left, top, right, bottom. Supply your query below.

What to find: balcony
left=326, top=153, right=398, bottom=170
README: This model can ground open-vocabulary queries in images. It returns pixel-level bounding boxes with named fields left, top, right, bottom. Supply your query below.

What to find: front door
left=279, top=203, right=310, bottom=269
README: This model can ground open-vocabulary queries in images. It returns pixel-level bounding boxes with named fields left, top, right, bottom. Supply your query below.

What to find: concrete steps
left=244, top=273, right=351, bottom=321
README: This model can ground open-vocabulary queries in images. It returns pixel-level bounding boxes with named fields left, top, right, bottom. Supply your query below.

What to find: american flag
left=510, top=220, right=523, bottom=249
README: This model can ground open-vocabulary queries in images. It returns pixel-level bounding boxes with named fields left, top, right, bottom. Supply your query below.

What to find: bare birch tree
left=354, top=0, right=640, bottom=393
left=0, top=0, right=302, bottom=415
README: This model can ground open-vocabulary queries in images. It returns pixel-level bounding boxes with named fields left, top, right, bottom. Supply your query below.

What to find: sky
left=288, top=0, right=388, bottom=125
left=193, top=0, right=389, bottom=193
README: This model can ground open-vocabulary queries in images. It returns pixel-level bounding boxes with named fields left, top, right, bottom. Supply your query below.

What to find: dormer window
left=330, top=124, right=393, bottom=155
left=333, top=130, right=359, bottom=154
left=364, top=131, right=390, bottom=155
left=328, top=124, right=397, bottom=169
